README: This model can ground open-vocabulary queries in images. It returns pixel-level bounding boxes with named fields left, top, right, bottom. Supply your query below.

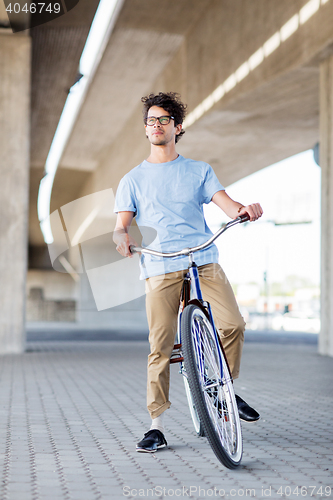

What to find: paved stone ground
left=0, top=338, right=332, bottom=500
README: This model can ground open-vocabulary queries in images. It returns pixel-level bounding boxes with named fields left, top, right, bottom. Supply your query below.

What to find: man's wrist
left=113, top=229, right=127, bottom=244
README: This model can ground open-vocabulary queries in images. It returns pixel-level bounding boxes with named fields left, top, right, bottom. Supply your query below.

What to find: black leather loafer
left=136, top=429, right=167, bottom=453
left=235, top=395, right=260, bottom=422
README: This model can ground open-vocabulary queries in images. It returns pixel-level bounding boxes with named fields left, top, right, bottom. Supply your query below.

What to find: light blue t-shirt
left=114, top=155, right=224, bottom=279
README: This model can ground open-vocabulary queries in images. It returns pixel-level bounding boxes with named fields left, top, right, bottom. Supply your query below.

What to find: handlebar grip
left=130, top=245, right=142, bottom=254
left=239, top=213, right=250, bottom=222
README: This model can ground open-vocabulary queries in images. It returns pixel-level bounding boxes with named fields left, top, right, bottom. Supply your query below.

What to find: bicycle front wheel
left=183, top=374, right=205, bottom=436
left=181, top=304, right=242, bottom=469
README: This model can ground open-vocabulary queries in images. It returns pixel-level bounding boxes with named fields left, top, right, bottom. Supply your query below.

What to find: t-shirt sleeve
left=201, top=164, right=225, bottom=204
left=114, top=175, right=137, bottom=214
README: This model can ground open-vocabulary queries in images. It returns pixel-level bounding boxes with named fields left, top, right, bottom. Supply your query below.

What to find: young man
left=114, top=92, right=263, bottom=453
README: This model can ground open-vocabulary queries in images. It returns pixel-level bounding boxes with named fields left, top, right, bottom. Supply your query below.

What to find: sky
left=203, top=150, right=321, bottom=288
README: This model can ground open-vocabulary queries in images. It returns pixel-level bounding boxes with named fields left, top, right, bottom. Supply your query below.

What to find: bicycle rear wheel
left=181, top=304, right=242, bottom=469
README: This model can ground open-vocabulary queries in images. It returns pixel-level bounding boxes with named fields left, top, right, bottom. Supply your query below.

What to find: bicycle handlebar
left=130, top=213, right=250, bottom=258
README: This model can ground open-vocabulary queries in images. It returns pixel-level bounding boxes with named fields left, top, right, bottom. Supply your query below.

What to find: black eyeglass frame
left=144, top=115, right=175, bottom=126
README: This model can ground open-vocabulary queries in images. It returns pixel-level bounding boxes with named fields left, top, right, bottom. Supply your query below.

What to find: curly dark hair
left=141, top=92, right=187, bottom=143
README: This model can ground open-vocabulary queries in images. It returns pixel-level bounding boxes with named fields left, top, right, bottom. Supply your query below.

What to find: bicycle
left=131, top=214, right=249, bottom=469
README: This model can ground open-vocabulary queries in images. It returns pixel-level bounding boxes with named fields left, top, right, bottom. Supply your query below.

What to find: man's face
left=145, top=106, right=182, bottom=146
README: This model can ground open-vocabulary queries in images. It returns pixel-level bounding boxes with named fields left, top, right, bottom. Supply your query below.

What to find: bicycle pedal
left=170, top=344, right=184, bottom=364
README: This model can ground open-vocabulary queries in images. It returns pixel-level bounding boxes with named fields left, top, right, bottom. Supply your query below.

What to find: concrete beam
left=0, top=33, right=31, bottom=353
left=319, top=53, right=333, bottom=357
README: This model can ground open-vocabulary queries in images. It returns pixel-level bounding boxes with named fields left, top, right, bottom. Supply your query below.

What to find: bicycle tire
left=181, top=304, right=242, bottom=469
left=183, top=375, right=205, bottom=437
left=176, top=317, right=205, bottom=437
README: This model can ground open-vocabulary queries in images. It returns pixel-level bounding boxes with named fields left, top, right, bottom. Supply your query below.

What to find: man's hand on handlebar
left=114, top=231, right=138, bottom=258
left=211, top=191, right=262, bottom=222
left=238, top=203, right=263, bottom=222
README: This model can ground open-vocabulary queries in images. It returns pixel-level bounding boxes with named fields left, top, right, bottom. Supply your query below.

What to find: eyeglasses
left=145, top=115, right=174, bottom=126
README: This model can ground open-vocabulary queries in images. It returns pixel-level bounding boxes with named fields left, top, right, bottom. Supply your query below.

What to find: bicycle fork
left=170, top=260, right=227, bottom=383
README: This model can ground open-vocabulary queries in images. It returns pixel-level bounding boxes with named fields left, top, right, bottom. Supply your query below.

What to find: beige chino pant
left=145, top=263, right=246, bottom=418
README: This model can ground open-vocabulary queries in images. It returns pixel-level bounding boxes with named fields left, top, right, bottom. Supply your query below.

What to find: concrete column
left=0, top=33, right=31, bottom=353
left=319, top=54, right=333, bottom=357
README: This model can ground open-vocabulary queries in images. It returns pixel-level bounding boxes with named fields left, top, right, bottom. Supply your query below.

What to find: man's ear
left=175, top=123, right=182, bottom=136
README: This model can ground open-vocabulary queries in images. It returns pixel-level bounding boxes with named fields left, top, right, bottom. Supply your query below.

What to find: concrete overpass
left=1, top=0, right=333, bottom=355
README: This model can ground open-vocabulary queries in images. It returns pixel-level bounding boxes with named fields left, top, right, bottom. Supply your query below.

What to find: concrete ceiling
left=29, top=0, right=333, bottom=247
left=29, top=0, right=100, bottom=245
left=30, top=0, right=101, bottom=169
left=178, top=65, right=319, bottom=186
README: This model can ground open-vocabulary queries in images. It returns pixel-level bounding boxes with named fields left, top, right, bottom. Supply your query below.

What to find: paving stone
left=9, top=477, right=33, bottom=484
left=7, top=483, right=33, bottom=492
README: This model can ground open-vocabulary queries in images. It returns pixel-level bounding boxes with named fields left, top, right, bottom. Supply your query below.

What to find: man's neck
left=146, top=144, right=179, bottom=164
